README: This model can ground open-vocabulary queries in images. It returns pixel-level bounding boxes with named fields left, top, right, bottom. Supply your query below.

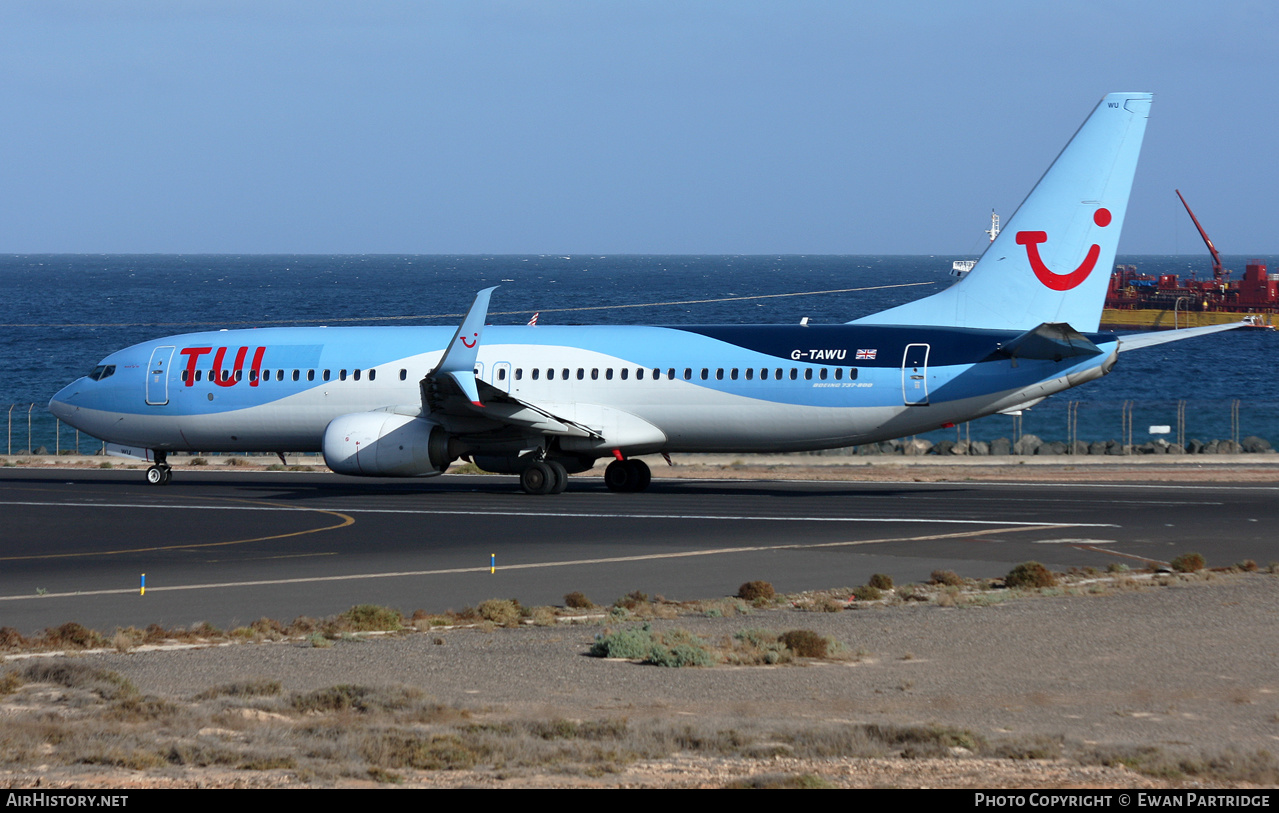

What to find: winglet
left=432, top=286, right=497, bottom=407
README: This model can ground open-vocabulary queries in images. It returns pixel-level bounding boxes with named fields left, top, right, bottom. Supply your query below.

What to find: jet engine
left=322, top=413, right=455, bottom=477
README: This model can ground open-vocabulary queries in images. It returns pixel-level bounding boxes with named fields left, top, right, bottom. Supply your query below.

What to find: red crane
left=1176, top=189, right=1226, bottom=281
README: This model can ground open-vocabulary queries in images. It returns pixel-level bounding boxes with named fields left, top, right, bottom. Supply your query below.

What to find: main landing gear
left=145, top=451, right=171, bottom=486
left=520, top=460, right=569, bottom=495
left=604, top=458, right=651, bottom=493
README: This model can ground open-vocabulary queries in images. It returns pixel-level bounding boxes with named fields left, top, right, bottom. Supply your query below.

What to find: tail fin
left=856, top=92, right=1152, bottom=332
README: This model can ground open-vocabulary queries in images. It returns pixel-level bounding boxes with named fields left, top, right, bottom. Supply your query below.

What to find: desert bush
left=339, top=604, right=403, bottom=632
left=736, top=581, right=775, bottom=602
left=1170, top=552, right=1206, bottom=573
left=40, top=622, right=104, bottom=650
left=476, top=599, right=522, bottom=627
left=930, top=569, right=963, bottom=586
left=646, top=629, right=714, bottom=668
left=852, top=584, right=882, bottom=601
left=613, top=590, right=650, bottom=610
left=725, top=629, right=791, bottom=665
left=195, top=680, right=283, bottom=700
left=780, top=629, right=829, bottom=659
left=563, top=591, right=594, bottom=609
left=590, top=625, right=657, bottom=659
left=868, top=573, right=893, bottom=590
left=1004, top=561, right=1057, bottom=589
left=0, top=627, right=28, bottom=649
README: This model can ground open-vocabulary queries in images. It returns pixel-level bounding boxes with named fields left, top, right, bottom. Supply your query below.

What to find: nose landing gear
left=145, top=451, right=171, bottom=485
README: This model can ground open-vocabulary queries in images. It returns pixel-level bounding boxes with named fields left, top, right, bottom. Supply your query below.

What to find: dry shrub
left=737, top=581, right=775, bottom=602
left=1170, top=552, right=1206, bottom=573
left=40, top=622, right=103, bottom=650
left=339, top=605, right=403, bottom=632
left=476, top=599, right=522, bottom=627
left=563, top=591, right=594, bottom=609
left=868, top=573, right=894, bottom=590
left=613, top=590, right=650, bottom=610
left=1004, top=562, right=1057, bottom=589
left=930, top=569, right=963, bottom=586
left=780, top=629, right=829, bottom=659
left=852, top=584, right=882, bottom=601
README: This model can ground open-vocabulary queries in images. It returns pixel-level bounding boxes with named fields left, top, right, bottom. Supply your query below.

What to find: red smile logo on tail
left=1016, top=207, right=1111, bottom=291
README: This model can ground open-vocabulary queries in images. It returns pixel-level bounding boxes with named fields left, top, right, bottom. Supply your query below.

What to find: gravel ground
left=4, top=570, right=1270, bottom=788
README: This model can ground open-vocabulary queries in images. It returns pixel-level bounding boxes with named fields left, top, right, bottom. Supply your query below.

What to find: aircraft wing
left=1116, top=320, right=1252, bottom=352
left=417, top=287, right=603, bottom=440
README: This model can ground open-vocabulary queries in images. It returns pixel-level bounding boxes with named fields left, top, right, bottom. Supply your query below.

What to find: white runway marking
left=0, top=500, right=1118, bottom=528
left=0, top=523, right=1078, bottom=603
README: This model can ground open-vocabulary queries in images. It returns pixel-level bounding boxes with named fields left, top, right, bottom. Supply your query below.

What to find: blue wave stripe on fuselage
left=79, top=323, right=1119, bottom=416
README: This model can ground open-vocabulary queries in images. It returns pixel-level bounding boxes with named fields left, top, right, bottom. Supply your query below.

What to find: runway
left=0, top=468, right=1274, bottom=633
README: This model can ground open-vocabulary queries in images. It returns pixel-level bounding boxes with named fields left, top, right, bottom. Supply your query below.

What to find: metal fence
left=8, top=399, right=1278, bottom=458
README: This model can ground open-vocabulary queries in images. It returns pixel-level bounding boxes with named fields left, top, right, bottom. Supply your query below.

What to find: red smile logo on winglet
left=1017, top=208, right=1111, bottom=291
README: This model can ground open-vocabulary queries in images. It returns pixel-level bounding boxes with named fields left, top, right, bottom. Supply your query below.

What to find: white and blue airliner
left=48, top=92, right=1244, bottom=493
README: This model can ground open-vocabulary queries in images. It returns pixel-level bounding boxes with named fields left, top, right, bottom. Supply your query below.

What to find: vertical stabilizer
left=855, top=92, right=1152, bottom=332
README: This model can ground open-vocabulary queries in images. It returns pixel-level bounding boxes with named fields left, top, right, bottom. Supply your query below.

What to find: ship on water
left=1100, top=190, right=1275, bottom=329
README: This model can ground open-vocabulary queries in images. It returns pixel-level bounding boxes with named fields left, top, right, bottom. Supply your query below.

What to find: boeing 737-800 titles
left=48, top=93, right=1245, bottom=494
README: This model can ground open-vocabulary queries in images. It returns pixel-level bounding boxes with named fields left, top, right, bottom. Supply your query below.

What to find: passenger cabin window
left=369, top=368, right=376, bottom=381
left=399, top=369, right=407, bottom=381
left=293, top=370, right=300, bottom=381
left=353, top=369, right=361, bottom=381
left=323, top=370, right=331, bottom=381
left=308, top=370, right=316, bottom=381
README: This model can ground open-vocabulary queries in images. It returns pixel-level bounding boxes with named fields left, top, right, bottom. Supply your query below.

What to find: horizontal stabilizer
left=1117, top=320, right=1251, bottom=352
left=997, top=322, right=1103, bottom=361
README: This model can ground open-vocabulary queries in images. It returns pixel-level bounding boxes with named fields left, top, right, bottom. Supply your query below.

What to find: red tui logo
left=1017, top=208, right=1111, bottom=291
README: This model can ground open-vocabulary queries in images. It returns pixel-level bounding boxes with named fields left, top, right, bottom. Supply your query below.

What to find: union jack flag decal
left=855, top=348, right=877, bottom=360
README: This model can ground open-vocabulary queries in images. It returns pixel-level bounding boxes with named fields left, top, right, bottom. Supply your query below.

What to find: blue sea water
left=3, top=253, right=1277, bottom=453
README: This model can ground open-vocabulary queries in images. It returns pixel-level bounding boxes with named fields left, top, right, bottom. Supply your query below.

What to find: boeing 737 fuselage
left=48, top=93, right=1246, bottom=493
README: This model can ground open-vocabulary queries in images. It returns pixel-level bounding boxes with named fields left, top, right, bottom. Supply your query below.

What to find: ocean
left=4, top=253, right=1277, bottom=453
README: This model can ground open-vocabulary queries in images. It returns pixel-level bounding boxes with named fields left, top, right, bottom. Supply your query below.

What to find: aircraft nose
left=48, top=383, right=81, bottom=423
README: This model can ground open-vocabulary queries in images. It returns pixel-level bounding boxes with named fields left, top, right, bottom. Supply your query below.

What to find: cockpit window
left=88, top=365, right=116, bottom=381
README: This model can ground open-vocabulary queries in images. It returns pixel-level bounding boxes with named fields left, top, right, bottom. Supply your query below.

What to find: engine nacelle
left=322, top=413, right=454, bottom=477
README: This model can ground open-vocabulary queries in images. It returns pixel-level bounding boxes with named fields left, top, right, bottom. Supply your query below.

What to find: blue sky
left=2, top=1, right=1275, bottom=254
